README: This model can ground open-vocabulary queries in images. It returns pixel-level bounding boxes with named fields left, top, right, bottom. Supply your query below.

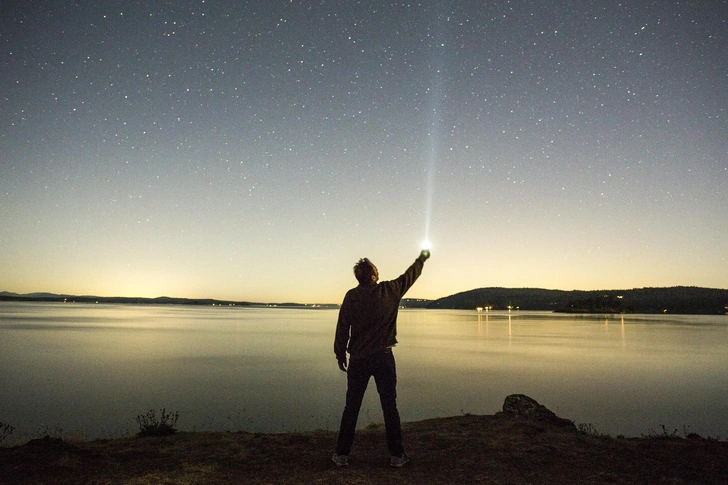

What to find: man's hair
left=353, top=258, right=376, bottom=284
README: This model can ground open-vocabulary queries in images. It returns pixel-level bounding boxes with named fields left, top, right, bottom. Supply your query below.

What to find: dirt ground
left=2, top=413, right=727, bottom=485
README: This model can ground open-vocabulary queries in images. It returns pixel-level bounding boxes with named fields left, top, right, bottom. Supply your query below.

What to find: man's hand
left=337, top=359, right=347, bottom=372
left=420, top=249, right=431, bottom=260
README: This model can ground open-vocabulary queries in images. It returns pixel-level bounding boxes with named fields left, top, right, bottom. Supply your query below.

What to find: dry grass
left=2, top=413, right=727, bottom=484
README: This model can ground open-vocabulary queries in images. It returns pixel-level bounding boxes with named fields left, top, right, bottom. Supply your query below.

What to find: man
left=332, top=249, right=431, bottom=468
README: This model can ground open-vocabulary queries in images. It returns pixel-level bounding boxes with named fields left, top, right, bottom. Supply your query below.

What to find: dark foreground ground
left=2, top=412, right=728, bottom=485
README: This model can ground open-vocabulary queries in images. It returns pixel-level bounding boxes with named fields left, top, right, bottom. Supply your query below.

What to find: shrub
left=135, top=408, right=179, bottom=437
left=0, top=421, right=14, bottom=444
left=578, top=422, right=600, bottom=436
left=365, top=421, right=382, bottom=429
left=642, top=424, right=681, bottom=439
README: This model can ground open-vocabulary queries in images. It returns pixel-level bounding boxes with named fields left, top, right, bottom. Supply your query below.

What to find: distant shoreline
left=2, top=286, right=727, bottom=314
left=0, top=293, right=339, bottom=309
left=427, top=286, right=728, bottom=315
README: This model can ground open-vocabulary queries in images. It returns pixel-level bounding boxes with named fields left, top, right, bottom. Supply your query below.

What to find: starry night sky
left=2, top=1, right=726, bottom=303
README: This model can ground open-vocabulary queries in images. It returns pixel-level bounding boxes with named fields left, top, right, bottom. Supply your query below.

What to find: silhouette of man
left=332, top=249, right=431, bottom=467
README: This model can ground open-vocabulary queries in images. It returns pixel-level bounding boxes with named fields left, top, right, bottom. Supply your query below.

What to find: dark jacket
left=334, top=255, right=426, bottom=362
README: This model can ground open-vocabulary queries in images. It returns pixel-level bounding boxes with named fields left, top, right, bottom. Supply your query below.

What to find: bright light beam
left=423, top=7, right=447, bottom=251
left=423, top=129, right=437, bottom=245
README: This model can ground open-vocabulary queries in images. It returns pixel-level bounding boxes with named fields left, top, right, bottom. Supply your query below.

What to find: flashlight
left=420, top=240, right=431, bottom=259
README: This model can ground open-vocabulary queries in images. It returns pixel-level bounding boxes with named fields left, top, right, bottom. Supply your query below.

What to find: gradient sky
left=1, top=1, right=726, bottom=304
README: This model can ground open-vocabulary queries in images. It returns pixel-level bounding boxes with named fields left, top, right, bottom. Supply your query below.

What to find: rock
left=502, top=394, right=577, bottom=431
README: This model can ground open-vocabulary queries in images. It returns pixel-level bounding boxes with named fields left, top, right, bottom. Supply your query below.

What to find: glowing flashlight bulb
left=421, top=240, right=431, bottom=251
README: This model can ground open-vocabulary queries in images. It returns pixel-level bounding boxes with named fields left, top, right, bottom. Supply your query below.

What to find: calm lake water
left=1, top=302, right=727, bottom=443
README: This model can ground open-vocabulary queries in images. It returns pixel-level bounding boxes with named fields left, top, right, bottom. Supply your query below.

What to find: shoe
left=389, top=452, right=410, bottom=467
left=332, top=454, right=349, bottom=467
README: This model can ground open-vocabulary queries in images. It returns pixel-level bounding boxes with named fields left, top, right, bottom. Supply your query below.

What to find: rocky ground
left=2, top=397, right=727, bottom=485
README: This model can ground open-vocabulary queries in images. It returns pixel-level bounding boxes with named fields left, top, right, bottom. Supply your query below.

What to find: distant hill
left=0, top=292, right=258, bottom=307
left=425, top=286, right=728, bottom=315
left=0, top=292, right=344, bottom=309
left=3, top=287, right=727, bottom=314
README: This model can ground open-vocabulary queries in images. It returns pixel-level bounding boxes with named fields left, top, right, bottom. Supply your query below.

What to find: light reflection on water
left=0, top=302, right=726, bottom=443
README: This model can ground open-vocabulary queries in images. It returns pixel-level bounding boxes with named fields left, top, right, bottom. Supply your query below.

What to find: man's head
left=353, top=258, right=379, bottom=284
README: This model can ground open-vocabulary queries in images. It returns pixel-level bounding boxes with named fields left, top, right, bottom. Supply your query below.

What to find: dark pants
left=336, top=349, right=404, bottom=457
